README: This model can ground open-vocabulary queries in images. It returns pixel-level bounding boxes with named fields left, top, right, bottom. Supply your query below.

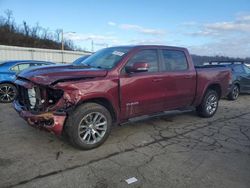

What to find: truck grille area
left=17, top=85, right=64, bottom=113
left=17, top=85, right=30, bottom=110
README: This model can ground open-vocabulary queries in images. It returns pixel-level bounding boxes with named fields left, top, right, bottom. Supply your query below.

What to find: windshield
left=72, top=55, right=90, bottom=65
left=74, top=47, right=131, bottom=69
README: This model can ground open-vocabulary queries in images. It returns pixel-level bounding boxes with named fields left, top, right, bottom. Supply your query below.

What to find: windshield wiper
left=74, top=63, right=91, bottom=67
left=88, top=65, right=105, bottom=69
left=96, top=66, right=104, bottom=69
left=75, top=63, right=105, bottom=69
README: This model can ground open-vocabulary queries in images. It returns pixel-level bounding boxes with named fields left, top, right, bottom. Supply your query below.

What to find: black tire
left=196, top=89, right=219, bottom=118
left=227, top=84, right=239, bottom=100
left=65, top=103, right=112, bottom=150
left=0, top=83, right=17, bottom=103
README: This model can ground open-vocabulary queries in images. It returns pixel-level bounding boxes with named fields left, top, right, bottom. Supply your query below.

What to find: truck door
left=160, top=49, right=196, bottom=109
left=119, top=49, right=165, bottom=119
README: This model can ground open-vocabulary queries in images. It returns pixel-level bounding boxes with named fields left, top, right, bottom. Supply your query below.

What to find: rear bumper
left=13, top=100, right=66, bottom=135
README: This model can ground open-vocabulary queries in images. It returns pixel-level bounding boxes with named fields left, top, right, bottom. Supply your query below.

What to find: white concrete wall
left=0, top=45, right=91, bottom=64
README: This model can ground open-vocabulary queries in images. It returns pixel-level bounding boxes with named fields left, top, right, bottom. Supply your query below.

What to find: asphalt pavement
left=0, top=96, right=250, bottom=188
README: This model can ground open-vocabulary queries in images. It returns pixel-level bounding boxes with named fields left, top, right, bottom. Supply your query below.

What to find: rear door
left=119, top=49, right=165, bottom=119
left=159, top=49, right=196, bottom=109
left=241, top=65, right=250, bottom=92
left=233, top=65, right=250, bottom=92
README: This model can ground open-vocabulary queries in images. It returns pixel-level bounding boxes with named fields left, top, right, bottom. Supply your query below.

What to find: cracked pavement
left=0, top=96, right=250, bottom=188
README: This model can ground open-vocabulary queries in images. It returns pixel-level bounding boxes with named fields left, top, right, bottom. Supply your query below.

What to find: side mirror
left=125, top=62, right=149, bottom=73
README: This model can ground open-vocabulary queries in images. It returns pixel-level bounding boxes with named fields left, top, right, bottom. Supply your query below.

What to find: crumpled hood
left=17, top=64, right=108, bottom=85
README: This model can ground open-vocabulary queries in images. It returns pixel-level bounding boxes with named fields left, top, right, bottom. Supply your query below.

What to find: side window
left=18, top=63, right=30, bottom=71
left=33, top=63, right=43, bottom=66
left=126, top=50, right=159, bottom=73
left=31, top=63, right=46, bottom=67
left=233, top=65, right=245, bottom=73
left=29, top=63, right=39, bottom=67
left=162, top=50, right=188, bottom=71
left=10, top=65, right=19, bottom=72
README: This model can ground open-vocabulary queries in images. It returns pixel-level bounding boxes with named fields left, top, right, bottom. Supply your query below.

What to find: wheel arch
left=233, top=82, right=241, bottom=91
left=206, top=83, right=222, bottom=99
left=74, top=97, right=117, bottom=123
left=0, top=81, right=16, bottom=87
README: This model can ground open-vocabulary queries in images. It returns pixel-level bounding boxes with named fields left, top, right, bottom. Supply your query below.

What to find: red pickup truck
left=14, top=45, right=231, bottom=149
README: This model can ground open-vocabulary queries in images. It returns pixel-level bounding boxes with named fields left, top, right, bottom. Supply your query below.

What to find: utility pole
left=61, top=29, right=64, bottom=51
left=91, top=40, right=94, bottom=52
left=61, top=30, right=75, bottom=51
left=60, top=30, right=75, bottom=63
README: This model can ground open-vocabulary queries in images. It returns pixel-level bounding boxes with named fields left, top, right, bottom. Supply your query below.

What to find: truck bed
left=193, top=66, right=231, bottom=106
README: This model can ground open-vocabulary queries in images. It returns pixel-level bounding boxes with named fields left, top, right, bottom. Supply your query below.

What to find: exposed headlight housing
left=28, top=88, right=36, bottom=109
left=26, top=86, right=63, bottom=111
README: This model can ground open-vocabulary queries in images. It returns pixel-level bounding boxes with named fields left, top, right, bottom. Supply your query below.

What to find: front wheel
left=0, top=83, right=17, bottom=103
left=196, top=89, right=219, bottom=118
left=227, top=84, right=239, bottom=100
left=65, top=103, right=112, bottom=150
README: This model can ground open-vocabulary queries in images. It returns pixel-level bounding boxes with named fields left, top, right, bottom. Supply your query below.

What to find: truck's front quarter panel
left=53, top=77, right=120, bottom=117
left=13, top=76, right=120, bottom=135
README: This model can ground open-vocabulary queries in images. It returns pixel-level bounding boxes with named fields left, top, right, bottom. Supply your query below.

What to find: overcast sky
left=0, top=0, right=250, bottom=57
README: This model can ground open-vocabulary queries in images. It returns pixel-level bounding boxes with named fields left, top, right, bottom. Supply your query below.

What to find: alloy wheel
left=0, top=85, right=16, bottom=102
left=78, top=112, right=108, bottom=144
left=206, top=94, right=218, bottom=115
left=232, top=86, right=239, bottom=99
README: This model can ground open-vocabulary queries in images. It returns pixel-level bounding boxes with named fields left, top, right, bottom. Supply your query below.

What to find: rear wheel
left=227, top=84, right=239, bottom=100
left=0, top=83, right=17, bottom=103
left=196, top=89, right=219, bottom=118
left=65, top=103, right=112, bottom=150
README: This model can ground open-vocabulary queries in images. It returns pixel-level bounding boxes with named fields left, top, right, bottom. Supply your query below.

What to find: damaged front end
left=13, top=78, right=71, bottom=135
left=13, top=64, right=109, bottom=136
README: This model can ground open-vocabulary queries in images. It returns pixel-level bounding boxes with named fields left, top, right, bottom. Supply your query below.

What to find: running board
left=121, top=107, right=194, bottom=125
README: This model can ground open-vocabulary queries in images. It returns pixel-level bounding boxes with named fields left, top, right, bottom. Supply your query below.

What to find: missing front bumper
left=13, top=101, right=67, bottom=135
